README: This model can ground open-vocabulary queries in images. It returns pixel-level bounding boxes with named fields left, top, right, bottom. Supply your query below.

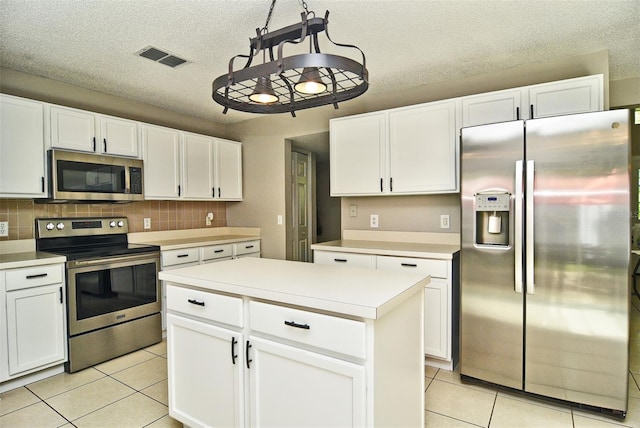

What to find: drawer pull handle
left=334, top=258, right=347, bottom=263
left=214, top=249, right=225, bottom=253
left=231, top=337, right=238, bottom=365
left=188, top=299, right=205, bottom=306
left=26, top=273, right=48, bottom=279
left=284, top=320, right=310, bottom=330
left=401, top=263, right=418, bottom=268
left=246, top=245, right=254, bottom=249
left=246, top=341, right=252, bottom=369
left=177, top=254, right=190, bottom=258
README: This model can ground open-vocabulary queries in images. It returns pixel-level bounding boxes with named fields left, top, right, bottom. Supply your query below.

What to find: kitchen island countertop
left=159, top=257, right=429, bottom=319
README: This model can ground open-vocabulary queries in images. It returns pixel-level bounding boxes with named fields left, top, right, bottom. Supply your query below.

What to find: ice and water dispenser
left=475, top=192, right=510, bottom=247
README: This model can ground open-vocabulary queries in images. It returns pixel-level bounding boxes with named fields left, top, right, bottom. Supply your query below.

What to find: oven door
left=67, top=253, right=160, bottom=336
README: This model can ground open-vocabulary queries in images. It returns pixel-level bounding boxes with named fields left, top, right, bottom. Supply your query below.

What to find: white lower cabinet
left=167, top=314, right=244, bottom=428
left=1, top=262, right=67, bottom=383
left=166, top=280, right=424, bottom=427
left=315, top=249, right=459, bottom=370
left=248, top=336, right=365, bottom=427
left=423, top=279, right=448, bottom=359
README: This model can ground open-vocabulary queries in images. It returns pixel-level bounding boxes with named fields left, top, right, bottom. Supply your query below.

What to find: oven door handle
left=67, top=253, right=159, bottom=268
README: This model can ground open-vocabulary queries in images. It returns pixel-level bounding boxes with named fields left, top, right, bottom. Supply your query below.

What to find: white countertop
left=0, top=251, right=66, bottom=270
left=160, top=257, right=429, bottom=320
left=143, top=235, right=259, bottom=251
left=311, top=239, right=459, bottom=260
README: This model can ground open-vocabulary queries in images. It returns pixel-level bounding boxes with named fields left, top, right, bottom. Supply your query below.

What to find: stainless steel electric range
left=36, top=217, right=161, bottom=373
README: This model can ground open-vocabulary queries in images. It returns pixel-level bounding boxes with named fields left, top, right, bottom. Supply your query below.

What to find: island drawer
left=201, top=244, right=233, bottom=261
left=167, top=285, right=243, bottom=327
left=249, top=301, right=366, bottom=359
left=5, top=264, right=64, bottom=291
left=313, top=251, right=375, bottom=269
left=162, top=248, right=200, bottom=267
left=376, top=256, right=448, bottom=278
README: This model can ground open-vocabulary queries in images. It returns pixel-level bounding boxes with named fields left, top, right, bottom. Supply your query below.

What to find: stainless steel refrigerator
left=460, top=109, right=630, bottom=417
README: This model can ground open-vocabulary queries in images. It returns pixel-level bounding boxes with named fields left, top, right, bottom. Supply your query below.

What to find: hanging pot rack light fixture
left=212, top=0, right=368, bottom=117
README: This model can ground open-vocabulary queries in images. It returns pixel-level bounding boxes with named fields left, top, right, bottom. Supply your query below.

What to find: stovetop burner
left=35, top=217, right=159, bottom=261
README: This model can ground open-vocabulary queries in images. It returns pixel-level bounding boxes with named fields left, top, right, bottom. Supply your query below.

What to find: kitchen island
left=160, top=257, right=428, bottom=428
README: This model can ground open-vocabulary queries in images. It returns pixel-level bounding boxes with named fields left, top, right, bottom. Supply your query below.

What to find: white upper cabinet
left=182, top=132, right=215, bottom=199
left=460, top=74, right=603, bottom=127
left=214, top=138, right=243, bottom=201
left=461, top=89, right=523, bottom=127
left=330, top=102, right=458, bottom=196
left=330, top=112, right=386, bottom=196
left=0, top=94, right=46, bottom=198
left=181, top=134, right=243, bottom=201
left=99, top=116, right=139, bottom=157
left=388, top=101, right=458, bottom=193
left=50, top=105, right=139, bottom=157
left=142, top=124, right=181, bottom=199
left=528, top=74, right=603, bottom=118
left=144, top=127, right=243, bottom=201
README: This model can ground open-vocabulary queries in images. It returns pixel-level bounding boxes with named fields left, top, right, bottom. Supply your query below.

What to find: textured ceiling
left=1, top=0, right=639, bottom=125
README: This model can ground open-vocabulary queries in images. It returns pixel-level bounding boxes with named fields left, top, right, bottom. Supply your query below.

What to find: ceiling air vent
left=137, top=46, right=188, bottom=68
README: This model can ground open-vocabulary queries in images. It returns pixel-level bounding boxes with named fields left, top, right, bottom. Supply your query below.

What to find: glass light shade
left=249, top=76, right=279, bottom=104
left=294, top=67, right=327, bottom=95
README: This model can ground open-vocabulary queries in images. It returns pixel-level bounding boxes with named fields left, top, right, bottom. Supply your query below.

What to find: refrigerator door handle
left=515, top=160, right=524, bottom=293
left=526, top=160, right=535, bottom=294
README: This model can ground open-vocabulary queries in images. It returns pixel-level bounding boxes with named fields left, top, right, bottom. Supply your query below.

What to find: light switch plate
left=0, top=221, right=7, bottom=237
left=349, top=205, right=358, bottom=217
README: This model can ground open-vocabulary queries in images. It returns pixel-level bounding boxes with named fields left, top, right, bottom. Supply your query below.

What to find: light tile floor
left=0, top=296, right=638, bottom=427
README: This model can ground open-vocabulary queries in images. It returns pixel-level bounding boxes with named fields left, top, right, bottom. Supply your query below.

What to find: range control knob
left=56, top=223, right=65, bottom=230
left=46, top=222, right=55, bottom=231
left=117, top=220, right=125, bottom=227
left=109, top=221, right=117, bottom=228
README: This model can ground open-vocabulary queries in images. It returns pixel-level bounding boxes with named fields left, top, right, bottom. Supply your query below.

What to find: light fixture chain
left=298, top=0, right=310, bottom=14
left=262, top=0, right=277, bottom=33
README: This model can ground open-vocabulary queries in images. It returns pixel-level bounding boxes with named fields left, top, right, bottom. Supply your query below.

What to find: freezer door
left=524, top=110, right=630, bottom=412
left=460, top=120, right=525, bottom=389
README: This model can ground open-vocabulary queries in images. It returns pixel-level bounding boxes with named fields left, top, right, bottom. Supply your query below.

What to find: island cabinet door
left=248, top=336, right=366, bottom=427
left=167, top=314, right=244, bottom=428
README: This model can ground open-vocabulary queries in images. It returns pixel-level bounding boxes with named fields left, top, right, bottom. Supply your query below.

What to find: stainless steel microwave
left=48, top=149, right=144, bottom=202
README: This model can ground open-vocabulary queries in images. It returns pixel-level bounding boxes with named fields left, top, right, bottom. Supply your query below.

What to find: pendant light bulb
left=249, top=76, right=279, bottom=104
left=294, top=67, right=327, bottom=95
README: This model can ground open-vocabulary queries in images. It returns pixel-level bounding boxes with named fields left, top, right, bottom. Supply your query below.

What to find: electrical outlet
left=440, top=214, right=450, bottom=229
left=0, top=221, right=8, bottom=237
left=143, top=218, right=151, bottom=229
left=349, top=205, right=358, bottom=217
left=206, top=212, right=214, bottom=226
left=370, top=214, right=379, bottom=228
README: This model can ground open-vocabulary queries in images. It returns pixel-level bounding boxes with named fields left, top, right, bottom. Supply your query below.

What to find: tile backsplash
left=0, top=199, right=227, bottom=240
